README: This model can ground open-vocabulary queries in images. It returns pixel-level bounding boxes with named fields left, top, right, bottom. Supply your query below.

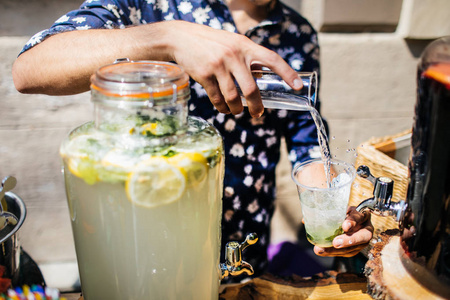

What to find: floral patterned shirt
left=21, top=0, right=322, bottom=278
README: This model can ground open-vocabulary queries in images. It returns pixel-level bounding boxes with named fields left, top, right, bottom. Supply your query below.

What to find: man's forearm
left=12, top=23, right=173, bottom=96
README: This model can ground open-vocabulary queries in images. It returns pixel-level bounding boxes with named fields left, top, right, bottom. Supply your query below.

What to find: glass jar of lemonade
left=60, top=61, right=224, bottom=300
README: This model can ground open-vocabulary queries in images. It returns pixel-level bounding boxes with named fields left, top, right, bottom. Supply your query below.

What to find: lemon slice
left=140, top=122, right=159, bottom=136
left=62, top=133, right=111, bottom=185
left=67, top=158, right=98, bottom=185
left=126, top=157, right=186, bottom=208
left=62, top=134, right=109, bottom=159
left=168, top=152, right=207, bottom=187
left=98, top=149, right=138, bottom=183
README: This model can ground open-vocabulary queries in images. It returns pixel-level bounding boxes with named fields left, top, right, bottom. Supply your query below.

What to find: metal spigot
left=355, top=165, right=408, bottom=224
left=220, top=233, right=258, bottom=280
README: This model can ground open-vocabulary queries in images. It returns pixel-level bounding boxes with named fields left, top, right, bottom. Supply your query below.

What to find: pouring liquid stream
left=241, top=93, right=332, bottom=187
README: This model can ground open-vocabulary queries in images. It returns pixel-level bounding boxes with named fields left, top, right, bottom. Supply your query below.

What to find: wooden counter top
left=219, top=271, right=370, bottom=299
left=63, top=271, right=371, bottom=300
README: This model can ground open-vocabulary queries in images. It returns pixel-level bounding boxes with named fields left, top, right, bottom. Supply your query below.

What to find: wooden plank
left=71, top=272, right=371, bottom=300
left=219, top=272, right=371, bottom=300
left=61, top=293, right=81, bottom=300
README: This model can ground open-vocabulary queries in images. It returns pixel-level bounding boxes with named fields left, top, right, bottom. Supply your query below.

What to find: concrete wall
left=0, top=0, right=445, bottom=290
left=0, top=0, right=81, bottom=36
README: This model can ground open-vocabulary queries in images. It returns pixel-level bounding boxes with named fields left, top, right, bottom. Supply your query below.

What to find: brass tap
left=220, top=233, right=258, bottom=280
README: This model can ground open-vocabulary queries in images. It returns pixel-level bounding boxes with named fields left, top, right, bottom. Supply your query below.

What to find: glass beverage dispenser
left=402, top=36, right=450, bottom=294
left=60, top=61, right=225, bottom=299
left=356, top=37, right=450, bottom=298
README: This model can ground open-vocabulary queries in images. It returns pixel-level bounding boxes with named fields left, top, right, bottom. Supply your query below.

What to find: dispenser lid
left=90, top=60, right=190, bottom=100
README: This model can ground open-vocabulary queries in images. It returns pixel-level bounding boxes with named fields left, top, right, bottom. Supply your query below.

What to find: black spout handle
left=357, top=165, right=377, bottom=185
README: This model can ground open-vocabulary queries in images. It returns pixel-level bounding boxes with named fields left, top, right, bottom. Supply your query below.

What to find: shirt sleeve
left=19, top=0, right=147, bottom=55
left=282, top=27, right=328, bottom=165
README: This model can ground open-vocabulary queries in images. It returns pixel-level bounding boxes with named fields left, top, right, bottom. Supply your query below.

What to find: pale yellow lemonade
left=60, top=117, right=224, bottom=300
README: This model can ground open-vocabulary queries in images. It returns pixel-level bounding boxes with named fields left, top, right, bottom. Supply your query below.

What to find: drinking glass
left=237, top=70, right=317, bottom=111
left=292, top=158, right=356, bottom=247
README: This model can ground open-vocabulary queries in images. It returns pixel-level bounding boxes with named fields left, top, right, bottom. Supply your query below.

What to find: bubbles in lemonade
left=60, top=116, right=224, bottom=300
left=300, top=172, right=352, bottom=247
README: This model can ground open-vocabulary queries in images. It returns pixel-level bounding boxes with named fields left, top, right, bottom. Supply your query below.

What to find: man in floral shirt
left=13, top=0, right=373, bottom=280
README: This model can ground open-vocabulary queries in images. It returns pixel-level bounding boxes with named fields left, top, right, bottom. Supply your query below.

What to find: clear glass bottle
left=60, top=61, right=224, bottom=300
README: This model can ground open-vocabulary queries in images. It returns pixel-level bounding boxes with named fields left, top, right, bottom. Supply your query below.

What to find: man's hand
left=168, top=21, right=303, bottom=118
left=313, top=206, right=374, bottom=257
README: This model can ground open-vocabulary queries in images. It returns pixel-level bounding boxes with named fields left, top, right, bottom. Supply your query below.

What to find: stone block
left=0, top=0, right=81, bottom=36
left=320, top=0, right=403, bottom=32
left=396, top=0, right=450, bottom=39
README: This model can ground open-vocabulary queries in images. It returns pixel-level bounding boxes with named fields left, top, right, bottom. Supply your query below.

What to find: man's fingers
left=314, top=228, right=371, bottom=257
left=346, top=206, right=370, bottom=224
left=332, top=227, right=373, bottom=248
left=232, top=66, right=263, bottom=118
left=201, top=77, right=230, bottom=114
left=312, top=220, right=373, bottom=258
left=314, top=245, right=363, bottom=257
left=217, top=73, right=244, bottom=115
left=181, top=31, right=303, bottom=118
left=251, top=49, right=303, bottom=91
left=343, top=206, right=372, bottom=233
